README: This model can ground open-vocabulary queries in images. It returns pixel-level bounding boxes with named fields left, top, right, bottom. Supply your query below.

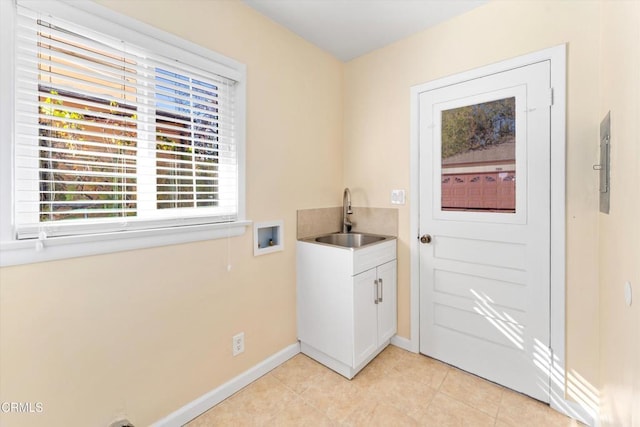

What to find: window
left=440, top=97, right=516, bottom=213
left=0, top=0, right=247, bottom=266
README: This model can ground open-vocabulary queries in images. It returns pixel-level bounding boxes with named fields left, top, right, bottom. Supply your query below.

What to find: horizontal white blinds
left=14, top=5, right=239, bottom=239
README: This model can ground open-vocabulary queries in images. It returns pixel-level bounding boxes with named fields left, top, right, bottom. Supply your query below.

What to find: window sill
left=0, top=220, right=251, bottom=267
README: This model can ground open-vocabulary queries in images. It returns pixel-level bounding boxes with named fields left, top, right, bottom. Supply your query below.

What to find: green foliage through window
left=441, top=97, right=515, bottom=159
left=38, top=88, right=138, bottom=222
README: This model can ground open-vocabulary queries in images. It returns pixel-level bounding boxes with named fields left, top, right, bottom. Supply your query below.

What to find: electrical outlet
left=232, top=332, right=245, bottom=356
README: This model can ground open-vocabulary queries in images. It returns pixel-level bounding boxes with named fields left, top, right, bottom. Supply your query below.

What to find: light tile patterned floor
left=186, top=345, right=584, bottom=426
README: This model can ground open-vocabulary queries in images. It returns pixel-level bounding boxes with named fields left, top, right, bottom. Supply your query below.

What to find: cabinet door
left=377, top=260, right=397, bottom=344
left=353, top=268, right=378, bottom=367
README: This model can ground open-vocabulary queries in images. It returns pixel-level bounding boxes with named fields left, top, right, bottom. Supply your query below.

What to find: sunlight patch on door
left=533, top=339, right=599, bottom=423
left=471, top=288, right=524, bottom=350
left=441, top=97, right=516, bottom=213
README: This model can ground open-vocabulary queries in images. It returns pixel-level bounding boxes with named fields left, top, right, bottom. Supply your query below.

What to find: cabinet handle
left=374, top=279, right=379, bottom=304
left=378, top=278, right=383, bottom=303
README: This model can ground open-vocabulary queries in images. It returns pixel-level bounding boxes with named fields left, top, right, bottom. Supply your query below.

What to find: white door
left=354, top=269, right=378, bottom=367
left=419, top=61, right=551, bottom=402
left=377, top=261, right=397, bottom=344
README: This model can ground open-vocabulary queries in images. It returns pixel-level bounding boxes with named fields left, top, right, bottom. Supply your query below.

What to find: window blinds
left=14, top=4, right=239, bottom=239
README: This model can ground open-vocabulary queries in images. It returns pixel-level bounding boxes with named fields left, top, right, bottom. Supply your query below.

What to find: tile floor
left=186, top=345, right=584, bottom=426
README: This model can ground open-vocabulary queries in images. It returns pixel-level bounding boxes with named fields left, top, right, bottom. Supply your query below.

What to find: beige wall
left=0, top=1, right=343, bottom=426
left=344, top=0, right=602, bottom=401
left=598, top=1, right=640, bottom=426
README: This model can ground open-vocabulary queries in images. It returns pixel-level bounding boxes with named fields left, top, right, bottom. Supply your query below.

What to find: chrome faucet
left=342, top=187, right=353, bottom=233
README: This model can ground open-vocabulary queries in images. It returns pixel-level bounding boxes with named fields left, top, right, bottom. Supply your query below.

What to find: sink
left=311, top=233, right=387, bottom=249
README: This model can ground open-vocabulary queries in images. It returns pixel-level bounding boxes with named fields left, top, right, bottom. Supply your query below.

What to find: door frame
left=408, top=45, right=589, bottom=423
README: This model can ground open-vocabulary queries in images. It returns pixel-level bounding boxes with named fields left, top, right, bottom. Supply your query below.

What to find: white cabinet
left=353, top=260, right=397, bottom=368
left=297, top=238, right=397, bottom=379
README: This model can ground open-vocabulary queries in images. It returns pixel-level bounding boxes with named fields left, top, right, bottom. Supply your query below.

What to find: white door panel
left=432, top=304, right=524, bottom=349
left=377, top=261, right=397, bottom=343
left=434, top=235, right=527, bottom=270
left=354, top=269, right=378, bottom=367
left=419, top=61, right=551, bottom=402
left=433, top=269, right=528, bottom=313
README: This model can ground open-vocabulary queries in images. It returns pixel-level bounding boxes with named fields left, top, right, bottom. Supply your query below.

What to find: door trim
left=409, top=45, right=590, bottom=425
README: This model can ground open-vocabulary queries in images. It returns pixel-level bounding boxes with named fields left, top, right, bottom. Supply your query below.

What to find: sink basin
left=313, top=233, right=387, bottom=249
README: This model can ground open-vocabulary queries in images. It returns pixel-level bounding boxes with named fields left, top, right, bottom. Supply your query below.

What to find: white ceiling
left=242, top=0, right=488, bottom=62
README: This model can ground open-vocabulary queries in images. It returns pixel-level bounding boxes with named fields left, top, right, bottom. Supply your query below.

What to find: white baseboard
left=151, top=342, right=301, bottom=427
left=551, top=395, right=599, bottom=427
left=390, top=334, right=416, bottom=353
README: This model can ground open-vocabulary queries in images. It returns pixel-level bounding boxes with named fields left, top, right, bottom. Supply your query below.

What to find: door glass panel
left=441, top=97, right=516, bottom=213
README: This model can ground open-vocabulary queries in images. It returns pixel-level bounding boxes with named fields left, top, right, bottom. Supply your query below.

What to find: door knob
left=420, top=234, right=432, bottom=244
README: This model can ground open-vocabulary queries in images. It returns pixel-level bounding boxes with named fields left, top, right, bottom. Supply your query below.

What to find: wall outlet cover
left=391, top=189, right=406, bottom=205
left=624, top=281, right=633, bottom=307
left=233, top=332, right=245, bottom=356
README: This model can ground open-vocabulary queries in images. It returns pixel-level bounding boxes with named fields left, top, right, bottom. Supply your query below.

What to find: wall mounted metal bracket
left=595, top=111, right=611, bottom=214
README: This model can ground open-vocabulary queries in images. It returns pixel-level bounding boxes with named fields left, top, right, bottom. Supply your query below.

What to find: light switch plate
left=391, top=189, right=405, bottom=205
